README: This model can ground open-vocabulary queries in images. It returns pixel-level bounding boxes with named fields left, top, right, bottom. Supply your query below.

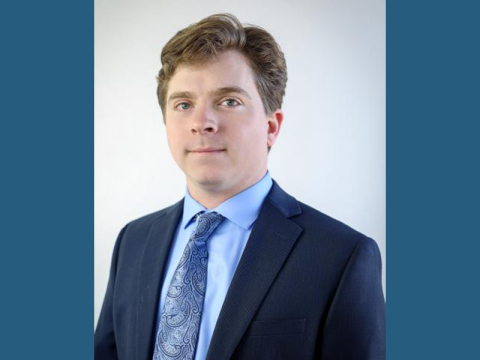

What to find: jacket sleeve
left=94, top=225, right=128, bottom=360
left=319, top=237, right=386, bottom=360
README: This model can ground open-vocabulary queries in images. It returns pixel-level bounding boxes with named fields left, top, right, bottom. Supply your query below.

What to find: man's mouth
left=189, top=147, right=226, bottom=154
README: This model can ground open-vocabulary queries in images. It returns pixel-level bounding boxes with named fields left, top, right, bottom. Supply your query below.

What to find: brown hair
left=157, top=13, right=287, bottom=119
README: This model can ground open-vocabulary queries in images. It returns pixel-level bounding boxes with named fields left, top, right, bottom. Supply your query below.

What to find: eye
left=175, top=102, right=191, bottom=111
left=220, top=98, right=240, bottom=107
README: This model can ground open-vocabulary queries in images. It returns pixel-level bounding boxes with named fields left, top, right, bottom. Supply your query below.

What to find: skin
left=165, top=50, right=283, bottom=209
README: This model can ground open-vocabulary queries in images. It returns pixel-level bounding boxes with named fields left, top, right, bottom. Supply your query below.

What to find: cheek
left=166, top=127, right=184, bottom=158
left=234, top=122, right=267, bottom=151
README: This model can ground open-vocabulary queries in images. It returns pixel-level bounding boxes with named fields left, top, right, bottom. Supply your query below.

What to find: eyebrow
left=167, top=86, right=252, bottom=104
left=210, top=86, right=252, bottom=100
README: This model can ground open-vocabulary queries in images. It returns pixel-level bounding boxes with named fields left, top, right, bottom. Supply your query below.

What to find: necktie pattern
left=153, top=211, right=225, bottom=360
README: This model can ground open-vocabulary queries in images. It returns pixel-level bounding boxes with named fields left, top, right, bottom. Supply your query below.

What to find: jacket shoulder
left=109, top=200, right=183, bottom=262
left=294, top=200, right=373, bottom=249
left=123, top=199, right=183, bottom=235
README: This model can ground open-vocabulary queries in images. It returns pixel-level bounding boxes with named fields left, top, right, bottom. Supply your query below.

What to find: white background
left=95, top=0, right=386, bottom=328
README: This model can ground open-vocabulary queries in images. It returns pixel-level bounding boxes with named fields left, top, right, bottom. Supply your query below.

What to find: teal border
left=1, top=0, right=479, bottom=358
left=0, top=0, right=93, bottom=358
left=388, top=1, right=479, bottom=359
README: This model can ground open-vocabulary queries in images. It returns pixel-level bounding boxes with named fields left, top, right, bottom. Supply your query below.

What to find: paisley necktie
left=153, top=211, right=225, bottom=360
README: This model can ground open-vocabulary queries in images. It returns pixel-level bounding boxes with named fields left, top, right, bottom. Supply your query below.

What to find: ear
left=266, top=109, right=284, bottom=147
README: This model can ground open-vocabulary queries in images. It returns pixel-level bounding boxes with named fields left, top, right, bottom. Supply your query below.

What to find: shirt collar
left=181, top=171, right=273, bottom=230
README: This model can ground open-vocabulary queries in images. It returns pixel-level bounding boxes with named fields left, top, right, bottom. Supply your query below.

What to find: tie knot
left=191, top=211, right=224, bottom=240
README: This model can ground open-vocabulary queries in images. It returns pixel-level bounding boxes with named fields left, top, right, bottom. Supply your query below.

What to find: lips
left=189, top=148, right=225, bottom=153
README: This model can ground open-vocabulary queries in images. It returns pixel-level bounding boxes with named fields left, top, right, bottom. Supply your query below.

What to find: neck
left=186, top=172, right=266, bottom=209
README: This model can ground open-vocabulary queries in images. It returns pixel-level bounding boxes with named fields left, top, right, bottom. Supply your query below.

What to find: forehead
left=167, top=50, right=257, bottom=95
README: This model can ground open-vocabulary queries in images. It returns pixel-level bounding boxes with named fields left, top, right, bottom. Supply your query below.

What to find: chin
left=189, top=170, right=230, bottom=189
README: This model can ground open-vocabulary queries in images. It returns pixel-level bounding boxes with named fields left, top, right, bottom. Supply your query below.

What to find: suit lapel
left=206, top=182, right=303, bottom=360
left=135, top=200, right=183, bottom=360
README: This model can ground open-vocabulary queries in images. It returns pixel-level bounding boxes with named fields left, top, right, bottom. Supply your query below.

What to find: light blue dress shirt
left=154, top=171, right=273, bottom=360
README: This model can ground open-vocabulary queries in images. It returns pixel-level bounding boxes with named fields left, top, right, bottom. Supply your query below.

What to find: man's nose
left=190, top=105, right=218, bottom=134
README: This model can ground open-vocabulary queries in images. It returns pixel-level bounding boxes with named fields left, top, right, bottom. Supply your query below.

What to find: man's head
left=157, top=13, right=287, bottom=118
left=157, top=14, right=287, bottom=200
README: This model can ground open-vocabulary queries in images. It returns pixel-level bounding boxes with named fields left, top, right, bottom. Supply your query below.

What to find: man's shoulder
left=291, top=199, right=375, bottom=251
left=267, top=180, right=376, bottom=252
left=266, top=184, right=381, bottom=276
left=297, top=201, right=365, bottom=235
left=123, top=199, right=183, bottom=234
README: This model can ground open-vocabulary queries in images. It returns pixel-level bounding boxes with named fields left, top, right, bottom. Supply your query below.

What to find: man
left=95, top=13, right=386, bottom=360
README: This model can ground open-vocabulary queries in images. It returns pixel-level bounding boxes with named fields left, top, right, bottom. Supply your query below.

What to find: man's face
left=165, top=50, right=282, bottom=195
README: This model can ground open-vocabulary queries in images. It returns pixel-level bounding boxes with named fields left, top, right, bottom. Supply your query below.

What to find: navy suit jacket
left=95, top=181, right=386, bottom=360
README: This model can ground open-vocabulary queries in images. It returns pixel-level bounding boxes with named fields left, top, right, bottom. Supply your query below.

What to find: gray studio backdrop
left=95, top=0, right=386, bottom=328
